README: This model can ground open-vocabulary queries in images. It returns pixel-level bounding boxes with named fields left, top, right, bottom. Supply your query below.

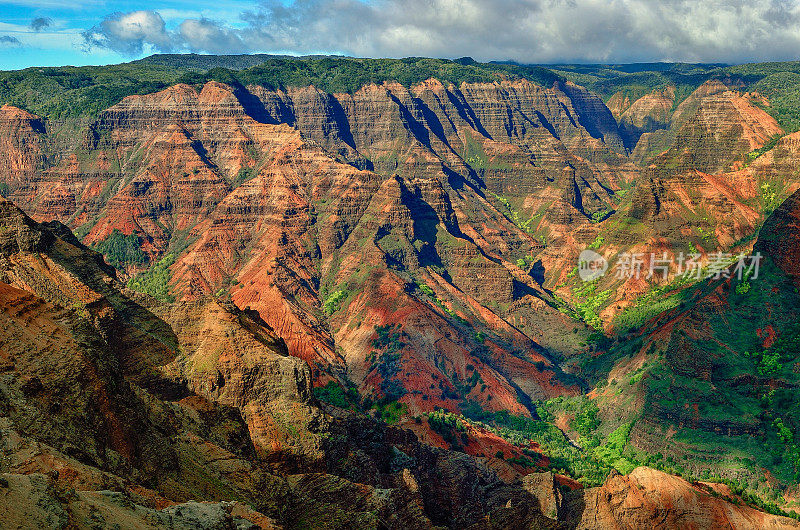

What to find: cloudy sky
left=1, top=0, right=800, bottom=70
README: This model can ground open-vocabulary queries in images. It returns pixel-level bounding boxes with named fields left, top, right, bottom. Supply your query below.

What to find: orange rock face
left=0, top=195, right=566, bottom=528
left=3, top=65, right=800, bottom=526
left=610, top=86, right=675, bottom=150
left=564, top=467, right=799, bottom=529
left=0, top=80, right=599, bottom=415
left=0, top=105, right=44, bottom=188
left=2, top=70, right=797, bottom=417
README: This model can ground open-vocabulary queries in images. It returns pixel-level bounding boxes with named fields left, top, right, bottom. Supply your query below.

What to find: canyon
left=2, top=56, right=800, bottom=527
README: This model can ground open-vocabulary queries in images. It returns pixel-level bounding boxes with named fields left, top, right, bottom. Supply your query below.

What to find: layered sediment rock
left=0, top=81, right=591, bottom=413
left=1, top=71, right=795, bottom=415
left=563, top=467, right=799, bottom=529
left=0, top=104, right=44, bottom=188
left=2, top=65, right=799, bottom=525
left=0, top=195, right=563, bottom=528
left=609, top=86, right=675, bottom=150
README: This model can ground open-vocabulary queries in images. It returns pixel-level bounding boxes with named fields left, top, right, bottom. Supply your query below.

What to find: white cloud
left=30, top=17, right=53, bottom=32
left=82, top=10, right=173, bottom=54
left=179, top=18, right=246, bottom=53
left=0, top=36, right=23, bottom=47
left=80, top=0, right=800, bottom=63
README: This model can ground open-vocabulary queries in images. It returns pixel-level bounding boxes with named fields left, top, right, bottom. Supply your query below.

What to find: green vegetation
left=454, top=366, right=483, bottom=396
left=552, top=63, right=720, bottom=113
left=587, top=235, right=605, bottom=250
left=5, top=56, right=800, bottom=139
left=135, top=53, right=287, bottom=71
left=628, top=367, right=646, bottom=386
left=467, top=390, right=800, bottom=506
left=759, top=181, right=783, bottom=214
left=746, top=134, right=783, bottom=161
left=587, top=258, right=800, bottom=509
left=774, top=418, right=800, bottom=472
left=751, top=71, right=800, bottom=132
left=735, top=279, right=751, bottom=295
left=573, top=400, right=601, bottom=437
left=0, top=55, right=563, bottom=129
left=313, top=380, right=359, bottom=409
left=0, top=63, right=182, bottom=121
left=414, top=280, right=469, bottom=325
left=8, top=54, right=800, bottom=516
left=426, top=409, right=469, bottom=451
left=93, top=229, right=147, bottom=269
left=460, top=398, right=643, bottom=484
left=612, top=275, right=694, bottom=333
left=233, top=166, right=257, bottom=187
left=127, top=252, right=176, bottom=302
left=367, top=324, right=406, bottom=402
left=322, top=289, right=349, bottom=315
left=373, top=323, right=405, bottom=352
left=70, top=301, right=91, bottom=320
left=179, top=56, right=562, bottom=95
left=489, top=191, right=537, bottom=234
left=462, top=132, right=491, bottom=169
left=572, top=280, right=612, bottom=330
left=744, top=322, right=800, bottom=378
left=590, top=208, right=613, bottom=223
left=593, top=423, right=637, bottom=474
left=373, top=400, right=407, bottom=424
left=418, top=283, right=436, bottom=298
left=555, top=61, right=800, bottom=133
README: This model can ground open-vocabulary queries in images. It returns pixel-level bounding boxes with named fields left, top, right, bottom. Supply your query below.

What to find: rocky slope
left=607, top=86, right=675, bottom=150
left=579, top=187, right=800, bottom=508
left=4, top=74, right=792, bottom=347
left=0, top=80, right=599, bottom=419
left=563, top=467, right=799, bottom=529
left=0, top=194, right=793, bottom=528
left=0, top=105, right=44, bottom=190
left=5, top=52, right=800, bottom=525
left=0, top=195, right=566, bottom=528
left=539, top=78, right=797, bottom=332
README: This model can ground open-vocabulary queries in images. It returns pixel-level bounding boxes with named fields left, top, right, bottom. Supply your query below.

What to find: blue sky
left=2, top=0, right=800, bottom=70
left=0, top=0, right=266, bottom=69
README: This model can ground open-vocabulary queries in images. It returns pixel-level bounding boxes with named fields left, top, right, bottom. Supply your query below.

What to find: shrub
left=94, top=229, right=147, bottom=269
left=313, top=381, right=357, bottom=408
left=127, top=253, right=176, bottom=302
left=573, top=401, right=601, bottom=436
left=323, top=289, right=348, bottom=315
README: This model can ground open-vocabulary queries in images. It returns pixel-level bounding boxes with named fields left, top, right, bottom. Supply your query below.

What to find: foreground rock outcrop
left=0, top=196, right=564, bottom=528
left=1, top=191, right=794, bottom=527
left=563, top=467, right=799, bottom=529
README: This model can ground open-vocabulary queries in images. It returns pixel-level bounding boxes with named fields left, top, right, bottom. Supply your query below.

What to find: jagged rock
left=0, top=474, right=279, bottom=529
left=522, top=471, right=562, bottom=519
left=0, top=195, right=566, bottom=528
left=0, top=82, right=585, bottom=412
left=562, top=467, right=799, bottom=529
left=0, top=65, right=797, bottom=526
left=756, top=187, right=800, bottom=284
